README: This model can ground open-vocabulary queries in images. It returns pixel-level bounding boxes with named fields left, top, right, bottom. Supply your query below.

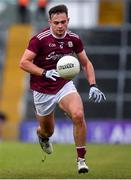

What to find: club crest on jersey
left=58, top=42, right=64, bottom=49
left=68, top=41, right=73, bottom=47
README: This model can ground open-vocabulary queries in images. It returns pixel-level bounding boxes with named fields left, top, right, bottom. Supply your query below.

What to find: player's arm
left=77, top=50, right=106, bottom=103
left=19, top=49, right=60, bottom=81
left=19, top=49, right=44, bottom=76
left=77, top=50, right=96, bottom=86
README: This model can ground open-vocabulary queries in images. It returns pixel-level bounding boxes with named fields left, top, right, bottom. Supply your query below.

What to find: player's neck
left=50, top=27, right=67, bottom=39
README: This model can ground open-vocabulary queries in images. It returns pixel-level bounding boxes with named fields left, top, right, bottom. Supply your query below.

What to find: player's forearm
left=83, top=61, right=96, bottom=86
left=19, top=60, right=44, bottom=76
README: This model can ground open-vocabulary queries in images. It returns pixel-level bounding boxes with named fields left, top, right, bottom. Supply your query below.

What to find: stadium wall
left=20, top=120, right=131, bottom=144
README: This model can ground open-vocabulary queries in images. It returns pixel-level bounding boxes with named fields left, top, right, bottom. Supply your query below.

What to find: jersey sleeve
left=74, top=36, right=84, bottom=54
left=27, top=36, right=41, bottom=54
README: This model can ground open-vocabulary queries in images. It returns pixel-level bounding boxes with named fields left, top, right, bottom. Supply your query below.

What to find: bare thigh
left=58, top=92, right=85, bottom=120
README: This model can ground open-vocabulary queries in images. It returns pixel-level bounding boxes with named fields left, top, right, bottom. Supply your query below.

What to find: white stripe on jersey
left=37, top=30, right=51, bottom=40
left=68, top=31, right=79, bottom=39
left=37, top=29, right=50, bottom=37
left=38, top=33, right=51, bottom=40
left=37, top=32, right=51, bottom=40
left=37, top=32, right=50, bottom=39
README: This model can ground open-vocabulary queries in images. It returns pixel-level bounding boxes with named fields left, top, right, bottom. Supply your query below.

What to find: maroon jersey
left=27, top=27, right=84, bottom=94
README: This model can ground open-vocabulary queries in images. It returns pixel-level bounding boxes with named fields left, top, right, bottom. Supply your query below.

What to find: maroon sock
left=76, top=146, right=86, bottom=159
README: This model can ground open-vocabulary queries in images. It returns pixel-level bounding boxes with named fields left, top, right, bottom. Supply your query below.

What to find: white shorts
left=33, top=81, right=77, bottom=116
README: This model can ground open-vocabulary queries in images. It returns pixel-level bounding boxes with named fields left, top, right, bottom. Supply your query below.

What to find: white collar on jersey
left=50, top=27, right=67, bottom=39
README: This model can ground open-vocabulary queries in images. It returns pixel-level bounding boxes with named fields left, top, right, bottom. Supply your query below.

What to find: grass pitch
left=0, top=142, right=131, bottom=179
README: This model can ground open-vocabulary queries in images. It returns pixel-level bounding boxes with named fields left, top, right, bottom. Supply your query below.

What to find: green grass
left=0, top=142, right=131, bottom=179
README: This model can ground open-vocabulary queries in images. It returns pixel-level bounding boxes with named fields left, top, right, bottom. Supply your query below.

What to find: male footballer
left=19, top=4, right=106, bottom=173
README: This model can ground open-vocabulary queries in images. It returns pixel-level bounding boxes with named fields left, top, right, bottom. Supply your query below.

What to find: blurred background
left=0, top=0, right=131, bottom=144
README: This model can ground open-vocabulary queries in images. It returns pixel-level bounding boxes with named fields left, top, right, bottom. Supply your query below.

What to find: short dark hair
left=48, top=4, right=68, bottom=19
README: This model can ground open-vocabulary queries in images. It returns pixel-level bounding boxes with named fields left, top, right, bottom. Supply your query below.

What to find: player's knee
left=72, top=110, right=84, bottom=125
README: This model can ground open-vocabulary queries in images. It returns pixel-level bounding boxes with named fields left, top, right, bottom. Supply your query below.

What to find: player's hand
left=45, top=69, right=60, bottom=81
left=89, top=85, right=106, bottom=103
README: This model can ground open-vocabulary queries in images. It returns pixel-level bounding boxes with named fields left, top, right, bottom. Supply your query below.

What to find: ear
left=48, top=19, right=51, bottom=25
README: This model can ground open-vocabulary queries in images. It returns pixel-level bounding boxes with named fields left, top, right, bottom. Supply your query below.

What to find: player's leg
left=59, top=92, right=86, bottom=148
left=58, top=92, right=89, bottom=173
left=33, top=91, right=56, bottom=154
left=36, top=112, right=55, bottom=138
left=36, top=112, right=55, bottom=154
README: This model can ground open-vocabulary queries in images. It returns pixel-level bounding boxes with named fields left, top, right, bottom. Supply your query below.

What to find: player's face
left=49, top=13, right=69, bottom=37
